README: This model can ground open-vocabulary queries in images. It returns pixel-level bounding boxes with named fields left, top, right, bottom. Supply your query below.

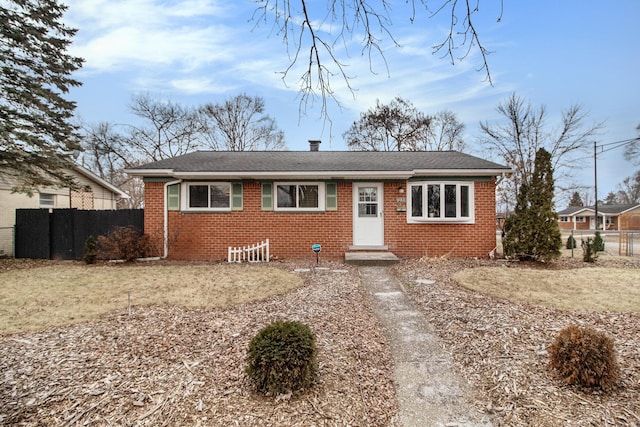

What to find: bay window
left=409, top=182, right=474, bottom=223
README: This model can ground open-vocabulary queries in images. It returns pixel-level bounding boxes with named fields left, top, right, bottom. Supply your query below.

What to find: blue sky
left=63, top=1, right=639, bottom=204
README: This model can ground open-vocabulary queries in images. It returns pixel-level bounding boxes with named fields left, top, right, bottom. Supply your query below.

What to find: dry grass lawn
left=0, top=262, right=302, bottom=334
left=454, top=266, right=640, bottom=312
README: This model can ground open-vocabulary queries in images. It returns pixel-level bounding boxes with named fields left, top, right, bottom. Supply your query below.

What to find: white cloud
left=66, top=0, right=238, bottom=74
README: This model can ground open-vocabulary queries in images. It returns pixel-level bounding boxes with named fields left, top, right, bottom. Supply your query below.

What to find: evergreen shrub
left=502, top=149, right=562, bottom=262
left=566, top=235, right=577, bottom=250
left=582, top=237, right=598, bottom=263
left=245, top=320, right=318, bottom=395
left=83, top=235, right=97, bottom=264
left=548, top=325, right=620, bottom=390
left=594, top=231, right=605, bottom=252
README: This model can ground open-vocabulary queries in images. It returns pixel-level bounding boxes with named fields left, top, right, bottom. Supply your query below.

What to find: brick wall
left=558, top=219, right=590, bottom=230
left=144, top=179, right=498, bottom=261
left=383, top=181, right=497, bottom=258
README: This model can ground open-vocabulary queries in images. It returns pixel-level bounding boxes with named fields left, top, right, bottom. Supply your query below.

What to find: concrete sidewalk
left=359, top=266, right=493, bottom=427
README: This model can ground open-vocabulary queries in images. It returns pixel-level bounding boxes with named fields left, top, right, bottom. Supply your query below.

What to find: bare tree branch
left=252, top=0, right=501, bottom=117
left=478, top=93, right=603, bottom=212
left=200, top=94, right=286, bottom=151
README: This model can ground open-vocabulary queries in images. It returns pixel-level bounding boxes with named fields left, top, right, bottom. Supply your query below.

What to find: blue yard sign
left=311, top=244, right=321, bottom=263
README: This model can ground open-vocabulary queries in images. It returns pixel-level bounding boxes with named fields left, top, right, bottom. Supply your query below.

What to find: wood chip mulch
left=0, top=262, right=398, bottom=426
left=394, top=256, right=640, bottom=427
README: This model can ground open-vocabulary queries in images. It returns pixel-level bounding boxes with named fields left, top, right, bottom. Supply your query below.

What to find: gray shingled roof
left=127, top=150, right=510, bottom=178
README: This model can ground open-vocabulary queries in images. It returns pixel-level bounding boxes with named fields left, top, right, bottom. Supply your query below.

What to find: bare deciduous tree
left=79, top=122, right=144, bottom=208
left=615, top=170, right=640, bottom=204
left=344, top=97, right=431, bottom=151
left=344, top=97, right=465, bottom=152
left=126, top=94, right=205, bottom=161
left=200, top=94, right=286, bottom=151
left=478, top=93, right=603, bottom=212
left=252, top=0, right=501, bottom=115
left=623, top=123, right=640, bottom=165
left=429, top=110, right=466, bottom=151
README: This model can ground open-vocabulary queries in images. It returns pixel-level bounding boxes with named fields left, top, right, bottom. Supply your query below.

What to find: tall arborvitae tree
left=503, top=148, right=562, bottom=262
left=0, top=0, right=84, bottom=194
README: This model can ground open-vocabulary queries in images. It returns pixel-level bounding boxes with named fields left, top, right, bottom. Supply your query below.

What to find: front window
left=275, top=183, right=324, bottom=211
left=409, top=182, right=474, bottom=223
left=187, top=183, right=231, bottom=210
left=575, top=216, right=585, bottom=223
left=560, top=216, right=569, bottom=222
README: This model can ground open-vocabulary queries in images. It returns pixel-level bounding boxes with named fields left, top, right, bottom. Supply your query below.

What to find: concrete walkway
left=359, top=266, right=493, bottom=427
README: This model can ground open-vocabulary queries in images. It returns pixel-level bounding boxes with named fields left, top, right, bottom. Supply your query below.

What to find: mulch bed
left=2, top=256, right=639, bottom=426
left=394, top=256, right=640, bottom=427
left=0, top=262, right=398, bottom=426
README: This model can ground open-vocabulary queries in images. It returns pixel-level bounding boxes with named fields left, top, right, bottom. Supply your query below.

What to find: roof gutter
left=163, top=179, right=181, bottom=259
left=127, top=168, right=512, bottom=180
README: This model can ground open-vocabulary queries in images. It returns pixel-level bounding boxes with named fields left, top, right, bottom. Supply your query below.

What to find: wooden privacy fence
left=228, top=239, right=270, bottom=263
left=15, top=208, right=143, bottom=260
left=619, top=232, right=637, bottom=256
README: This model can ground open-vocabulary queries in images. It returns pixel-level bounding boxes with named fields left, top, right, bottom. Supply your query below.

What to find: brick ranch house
left=126, top=144, right=511, bottom=261
left=557, top=204, right=640, bottom=231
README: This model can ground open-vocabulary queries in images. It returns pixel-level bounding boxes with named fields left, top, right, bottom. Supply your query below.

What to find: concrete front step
left=344, top=251, right=400, bottom=266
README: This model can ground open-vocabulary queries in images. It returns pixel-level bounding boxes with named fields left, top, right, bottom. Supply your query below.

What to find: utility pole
left=594, top=141, right=598, bottom=230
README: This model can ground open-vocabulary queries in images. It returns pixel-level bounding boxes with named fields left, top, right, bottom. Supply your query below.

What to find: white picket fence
left=228, top=239, right=270, bottom=263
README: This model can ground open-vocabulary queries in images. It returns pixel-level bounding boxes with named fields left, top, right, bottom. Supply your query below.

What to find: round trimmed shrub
left=245, top=320, right=318, bottom=395
left=548, top=325, right=620, bottom=390
left=566, top=235, right=577, bottom=249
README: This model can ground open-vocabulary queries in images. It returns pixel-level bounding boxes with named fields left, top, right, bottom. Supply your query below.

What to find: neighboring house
left=557, top=204, right=640, bottom=231
left=127, top=142, right=511, bottom=261
left=0, top=164, right=130, bottom=257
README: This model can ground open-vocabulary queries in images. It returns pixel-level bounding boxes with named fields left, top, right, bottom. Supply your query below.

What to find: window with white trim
left=560, top=216, right=570, bottom=222
left=274, top=182, right=325, bottom=211
left=408, top=182, right=473, bottom=223
left=186, top=183, right=231, bottom=210
left=575, top=216, right=585, bottom=223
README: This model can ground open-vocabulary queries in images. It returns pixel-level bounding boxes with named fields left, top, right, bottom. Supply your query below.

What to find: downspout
left=163, top=179, right=181, bottom=259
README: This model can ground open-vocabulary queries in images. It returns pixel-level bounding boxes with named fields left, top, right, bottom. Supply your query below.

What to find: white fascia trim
left=569, top=208, right=595, bottom=216
left=620, top=204, right=640, bottom=214
left=128, top=168, right=511, bottom=180
left=75, top=164, right=131, bottom=198
left=124, top=168, right=174, bottom=177
left=411, top=168, right=512, bottom=176
left=172, top=171, right=414, bottom=180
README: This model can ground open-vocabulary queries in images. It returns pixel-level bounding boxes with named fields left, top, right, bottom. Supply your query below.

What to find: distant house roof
left=0, top=163, right=129, bottom=199
left=557, top=204, right=640, bottom=216
left=126, top=151, right=511, bottom=180
left=74, top=164, right=130, bottom=199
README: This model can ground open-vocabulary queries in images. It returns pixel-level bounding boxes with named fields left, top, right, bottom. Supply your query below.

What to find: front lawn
left=0, top=261, right=302, bottom=334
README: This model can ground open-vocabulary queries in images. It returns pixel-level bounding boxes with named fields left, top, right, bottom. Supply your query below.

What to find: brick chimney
left=309, top=140, right=321, bottom=151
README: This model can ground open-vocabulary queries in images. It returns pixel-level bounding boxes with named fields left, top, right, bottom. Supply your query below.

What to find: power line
left=597, top=137, right=639, bottom=148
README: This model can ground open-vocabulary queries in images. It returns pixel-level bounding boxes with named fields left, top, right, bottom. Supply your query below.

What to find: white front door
left=353, top=183, right=384, bottom=246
